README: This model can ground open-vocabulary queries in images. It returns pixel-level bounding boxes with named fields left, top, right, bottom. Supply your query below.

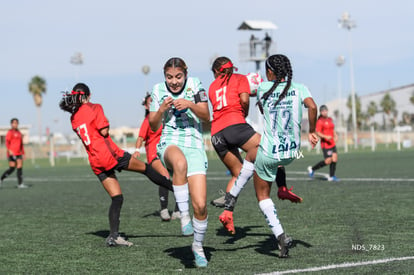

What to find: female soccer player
left=307, top=105, right=339, bottom=181
left=133, top=93, right=180, bottom=221
left=208, top=57, right=303, bottom=234
left=59, top=83, right=173, bottom=247
left=1, top=118, right=28, bottom=188
left=254, top=54, right=318, bottom=257
left=148, top=57, right=210, bottom=267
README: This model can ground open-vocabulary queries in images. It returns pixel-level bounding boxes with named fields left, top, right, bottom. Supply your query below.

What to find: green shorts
left=254, top=148, right=294, bottom=182
left=157, top=143, right=208, bottom=177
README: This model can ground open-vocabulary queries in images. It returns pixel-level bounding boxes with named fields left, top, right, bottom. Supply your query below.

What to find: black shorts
left=322, top=146, right=337, bottom=159
left=211, top=123, right=257, bottom=158
left=8, top=155, right=23, bottom=162
left=97, top=152, right=132, bottom=182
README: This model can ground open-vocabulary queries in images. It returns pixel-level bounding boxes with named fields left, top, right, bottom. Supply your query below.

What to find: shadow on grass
left=164, top=245, right=215, bottom=269
left=142, top=211, right=160, bottom=218
left=87, top=230, right=178, bottom=239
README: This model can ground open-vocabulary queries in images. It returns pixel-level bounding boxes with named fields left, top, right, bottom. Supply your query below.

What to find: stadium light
left=338, top=12, right=358, bottom=149
left=336, top=55, right=345, bottom=128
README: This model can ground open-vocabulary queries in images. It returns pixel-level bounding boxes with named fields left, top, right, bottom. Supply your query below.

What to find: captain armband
left=194, top=89, right=208, bottom=103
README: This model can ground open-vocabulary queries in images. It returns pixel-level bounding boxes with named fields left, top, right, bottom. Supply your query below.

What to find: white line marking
left=256, top=256, right=414, bottom=275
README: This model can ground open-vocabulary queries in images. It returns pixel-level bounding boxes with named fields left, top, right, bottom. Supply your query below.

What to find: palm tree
left=28, top=75, right=47, bottom=144
left=367, top=101, right=378, bottom=127
left=346, top=93, right=362, bottom=129
left=380, top=93, right=396, bottom=130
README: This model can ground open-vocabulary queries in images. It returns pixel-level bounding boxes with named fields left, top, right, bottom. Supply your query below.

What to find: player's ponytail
left=257, top=55, right=293, bottom=114
left=59, top=83, right=91, bottom=114
left=211, top=56, right=237, bottom=85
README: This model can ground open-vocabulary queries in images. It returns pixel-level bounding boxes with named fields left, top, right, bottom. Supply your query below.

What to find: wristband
left=135, top=148, right=140, bottom=152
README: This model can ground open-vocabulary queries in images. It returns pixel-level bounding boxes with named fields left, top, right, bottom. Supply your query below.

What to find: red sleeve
left=5, top=130, right=11, bottom=149
left=315, top=118, right=323, bottom=133
left=138, top=117, right=150, bottom=139
left=94, top=104, right=110, bottom=130
left=238, top=75, right=251, bottom=95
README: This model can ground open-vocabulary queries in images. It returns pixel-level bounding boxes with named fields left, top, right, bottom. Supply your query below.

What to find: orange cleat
left=277, top=186, right=303, bottom=203
left=219, top=210, right=235, bottom=235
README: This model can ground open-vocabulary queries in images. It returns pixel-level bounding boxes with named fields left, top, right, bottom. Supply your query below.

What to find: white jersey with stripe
left=257, top=81, right=312, bottom=160
left=149, top=77, right=205, bottom=150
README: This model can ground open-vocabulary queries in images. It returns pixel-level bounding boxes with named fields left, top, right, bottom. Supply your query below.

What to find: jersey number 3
left=76, top=123, right=91, bottom=146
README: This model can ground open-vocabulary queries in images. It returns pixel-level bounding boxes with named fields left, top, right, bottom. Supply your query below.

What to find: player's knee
left=193, top=203, right=207, bottom=217
left=325, top=158, right=332, bottom=164
left=172, top=158, right=187, bottom=175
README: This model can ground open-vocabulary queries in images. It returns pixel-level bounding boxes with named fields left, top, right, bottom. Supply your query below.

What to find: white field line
left=256, top=256, right=414, bottom=275
left=207, top=171, right=414, bottom=182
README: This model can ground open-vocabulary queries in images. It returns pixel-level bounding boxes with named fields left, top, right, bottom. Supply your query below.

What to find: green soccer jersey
left=149, top=77, right=205, bottom=150
left=257, top=81, right=312, bottom=160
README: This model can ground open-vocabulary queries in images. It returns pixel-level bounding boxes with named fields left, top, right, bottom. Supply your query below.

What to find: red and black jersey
left=208, top=73, right=250, bottom=136
left=6, top=129, right=24, bottom=157
left=316, top=116, right=336, bottom=149
left=138, top=116, right=162, bottom=163
left=71, top=102, right=124, bottom=175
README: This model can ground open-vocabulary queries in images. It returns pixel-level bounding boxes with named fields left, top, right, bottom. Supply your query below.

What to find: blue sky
left=1, top=0, right=413, bottom=135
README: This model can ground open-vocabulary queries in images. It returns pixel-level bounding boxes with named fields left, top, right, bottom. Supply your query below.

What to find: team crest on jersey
left=186, top=88, right=194, bottom=97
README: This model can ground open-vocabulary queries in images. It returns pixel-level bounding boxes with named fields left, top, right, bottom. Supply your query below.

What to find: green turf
left=0, top=150, right=413, bottom=274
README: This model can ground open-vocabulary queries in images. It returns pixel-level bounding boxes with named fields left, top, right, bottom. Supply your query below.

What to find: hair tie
left=71, top=90, right=85, bottom=95
left=219, top=61, right=234, bottom=72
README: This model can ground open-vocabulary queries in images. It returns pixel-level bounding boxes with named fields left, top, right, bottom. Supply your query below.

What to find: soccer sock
left=259, top=198, right=284, bottom=238
left=159, top=186, right=169, bottom=209
left=229, top=159, right=254, bottom=197
left=173, top=183, right=190, bottom=217
left=275, top=166, right=286, bottom=188
left=192, top=216, right=208, bottom=247
left=144, top=163, right=173, bottom=191
left=312, top=161, right=326, bottom=171
left=17, top=168, right=23, bottom=185
left=330, top=162, right=337, bottom=177
left=1, top=167, right=15, bottom=181
left=108, top=194, right=123, bottom=237
left=224, top=192, right=237, bottom=211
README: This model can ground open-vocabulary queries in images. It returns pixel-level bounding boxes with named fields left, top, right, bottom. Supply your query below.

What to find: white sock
left=259, top=198, right=284, bottom=238
left=230, top=159, right=255, bottom=197
left=192, top=216, right=208, bottom=247
left=173, top=183, right=189, bottom=217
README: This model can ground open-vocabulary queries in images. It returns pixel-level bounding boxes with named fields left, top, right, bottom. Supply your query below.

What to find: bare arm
left=149, top=97, right=173, bottom=131
left=240, top=92, right=250, bottom=117
left=99, top=127, right=110, bottom=138
left=304, top=97, right=319, bottom=148
left=132, top=136, right=144, bottom=158
left=173, top=99, right=210, bottom=122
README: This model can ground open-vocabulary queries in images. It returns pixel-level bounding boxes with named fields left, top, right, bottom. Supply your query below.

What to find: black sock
left=159, top=186, right=169, bottom=209
left=330, top=162, right=337, bottom=177
left=312, top=161, right=326, bottom=171
left=174, top=202, right=179, bottom=212
left=144, top=164, right=173, bottom=191
left=224, top=192, right=237, bottom=211
left=1, top=167, right=15, bottom=181
left=109, top=195, right=123, bottom=237
left=17, top=168, right=23, bottom=185
left=276, top=166, right=286, bottom=188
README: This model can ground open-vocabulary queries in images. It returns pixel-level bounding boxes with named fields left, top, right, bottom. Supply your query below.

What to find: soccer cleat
left=277, top=186, right=303, bottom=203
left=192, top=243, right=208, bottom=267
left=106, top=235, right=133, bottom=247
left=171, top=211, right=181, bottom=220
left=160, top=208, right=171, bottom=221
left=210, top=195, right=225, bottom=208
left=277, top=233, right=292, bottom=258
left=307, top=166, right=314, bottom=178
left=180, top=215, right=194, bottom=236
left=17, top=184, right=29, bottom=189
left=328, top=176, right=340, bottom=182
left=219, top=210, right=235, bottom=235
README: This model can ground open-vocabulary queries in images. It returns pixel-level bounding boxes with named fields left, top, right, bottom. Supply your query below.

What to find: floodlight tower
left=336, top=55, right=345, bottom=128
left=338, top=12, right=358, bottom=149
left=70, top=52, right=83, bottom=81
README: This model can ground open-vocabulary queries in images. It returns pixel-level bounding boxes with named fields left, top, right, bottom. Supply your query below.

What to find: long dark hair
left=211, top=56, right=235, bottom=85
left=257, top=54, right=292, bottom=114
left=59, top=83, right=91, bottom=114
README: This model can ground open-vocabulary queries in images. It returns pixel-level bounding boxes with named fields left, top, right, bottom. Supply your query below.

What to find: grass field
left=0, top=149, right=413, bottom=274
